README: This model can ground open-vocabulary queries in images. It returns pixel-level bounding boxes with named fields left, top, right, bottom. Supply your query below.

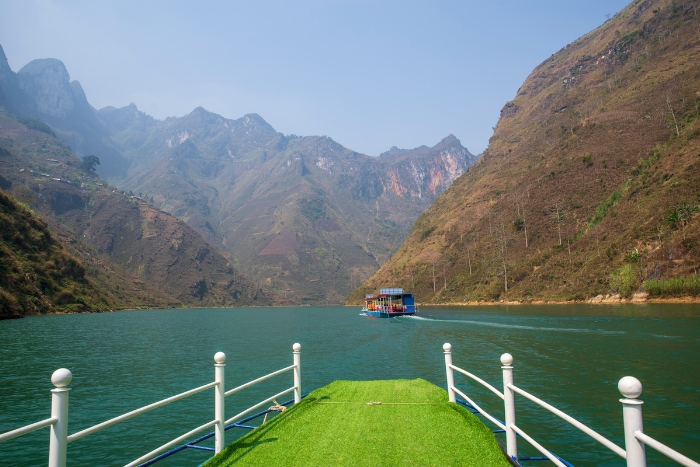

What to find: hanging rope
left=262, top=400, right=287, bottom=424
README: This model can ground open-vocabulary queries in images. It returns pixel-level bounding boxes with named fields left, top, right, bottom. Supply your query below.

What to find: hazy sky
left=0, top=0, right=630, bottom=156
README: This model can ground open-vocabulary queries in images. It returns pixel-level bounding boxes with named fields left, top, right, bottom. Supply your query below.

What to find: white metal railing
left=443, top=343, right=700, bottom=467
left=0, top=343, right=302, bottom=467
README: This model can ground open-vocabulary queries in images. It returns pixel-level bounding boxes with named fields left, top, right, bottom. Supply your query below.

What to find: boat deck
left=204, top=379, right=510, bottom=467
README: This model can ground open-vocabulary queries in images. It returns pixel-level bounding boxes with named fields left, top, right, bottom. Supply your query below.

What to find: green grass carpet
left=204, top=379, right=510, bottom=467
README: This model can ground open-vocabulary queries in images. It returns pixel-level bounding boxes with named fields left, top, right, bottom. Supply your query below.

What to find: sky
left=0, top=0, right=631, bottom=156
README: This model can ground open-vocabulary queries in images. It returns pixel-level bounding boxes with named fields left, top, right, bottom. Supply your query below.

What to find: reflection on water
left=0, top=304, right=698, bottom=467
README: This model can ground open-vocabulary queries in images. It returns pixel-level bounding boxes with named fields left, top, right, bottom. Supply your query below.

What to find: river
left=1, top=304, right=698, bottom=466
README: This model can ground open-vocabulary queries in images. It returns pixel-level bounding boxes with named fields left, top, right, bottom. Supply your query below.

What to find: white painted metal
left=224, top=365, right=295, bottom=397
left=510, top=424, right=567, bottom=467
left=619, top=376, right=647, bottom=467
left=224, top=386, right=296, bottom=425
left=48, top=368, right=72, bottom=467
left=634, top=431, right=700, bottom=467
left=123, top=419, right=219, bottom=467
left=501, top=353, right=517, bottom=461
left=508, top=383, right=626, bottom=458
left=0, top=417, right=57, bottom=443
left=293, top=343, right=301, bottom=404
left=451, top=386, right=506, bottom=430
left=449, top=364, right=504, bottom=400
left=214, top=352, right=226, bottom=453
left=67, top=381, right=218, bottom=443
left=443, top=343, right=456, bottom=403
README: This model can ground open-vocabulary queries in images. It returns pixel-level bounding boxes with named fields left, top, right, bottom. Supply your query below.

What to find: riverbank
left=407, top=295, right=700, bottom=306
left=204, top=379, right=510, bottom=467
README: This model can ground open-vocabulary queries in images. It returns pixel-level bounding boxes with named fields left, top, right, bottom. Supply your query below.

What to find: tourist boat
left=362, top=288, right=417, bottom=317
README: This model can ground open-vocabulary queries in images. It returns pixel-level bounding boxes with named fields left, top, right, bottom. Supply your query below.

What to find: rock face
left=99, top=107, right=478, bottom=303
left=0, top=46, right=128, bottom=178
left=350, top=0, right=700, bottom=305
left=17, top=59, right=76, bottom=118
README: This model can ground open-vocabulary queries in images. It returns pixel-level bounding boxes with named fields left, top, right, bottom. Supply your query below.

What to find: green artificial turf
left=204, top=379, right=510, bottom=467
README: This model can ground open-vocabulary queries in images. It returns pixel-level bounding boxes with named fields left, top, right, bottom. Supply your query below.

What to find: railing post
left=619, top=376, right=646, bottom=467
left=443, top=343, right=456, bottom=403
left=214, top=352, right=226, bottom=454
left=293, top=343, right=301, bottom=404
left=501, top=353, right=517, bottom=462
left=48, top=369, right=72, bottom=467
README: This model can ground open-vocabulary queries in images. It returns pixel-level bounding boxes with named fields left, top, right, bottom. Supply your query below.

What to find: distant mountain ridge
left=0, top=44, right=479, bottom=303
left=99, top=105, right=477, bottom=302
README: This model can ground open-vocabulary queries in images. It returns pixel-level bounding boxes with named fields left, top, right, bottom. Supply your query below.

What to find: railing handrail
left=224, top=386, right=297, bottom=425
left=507, top=382, right=627, bottom=459
left=225, top=364, right=295, bottom=397
left=443, top=344, right=700, bottom=467
left=0, top=417, right=57, bottom=444
left=0, top=344, right=302, bottom=467
left=449, top=364, right=504, bottom=400
left=124, top=419, right=219, bottom=467
left=451, top=386, right=505, bottom=430
left=510, top=423, right=568, bottom=467
left=67, top=381, right=218, bottom=443
left=634, top=431, right=700, bottom=467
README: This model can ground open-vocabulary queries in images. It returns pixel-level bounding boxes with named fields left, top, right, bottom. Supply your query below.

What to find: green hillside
left=350, top=0, right=700, bottom=304
left=0, top=188, right=110, bottom=318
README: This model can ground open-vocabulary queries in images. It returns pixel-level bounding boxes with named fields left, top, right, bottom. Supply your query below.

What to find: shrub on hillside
left=644, top=277, right=700, bottom=297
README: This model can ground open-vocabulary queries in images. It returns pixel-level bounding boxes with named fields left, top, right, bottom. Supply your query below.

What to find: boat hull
left=363, top=310, right=416, bottom=318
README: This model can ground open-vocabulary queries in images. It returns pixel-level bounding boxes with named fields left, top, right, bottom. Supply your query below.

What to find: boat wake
left=400, top=315, right=625, bottom=334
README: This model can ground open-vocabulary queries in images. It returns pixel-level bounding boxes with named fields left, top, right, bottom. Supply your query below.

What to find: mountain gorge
left=100, top=106, right=477, bottom=303
left=0, top=43, right=478, bottom=305
left=351, top=0, right=700, bottom=304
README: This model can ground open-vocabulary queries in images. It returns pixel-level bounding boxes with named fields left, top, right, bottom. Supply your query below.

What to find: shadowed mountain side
left=350, top=0, right=700, bottom=304
left=0, top=113, right=269, bottom=308
left=99, top=107, right=478, bottom=303
left=0, top=188, right=109, bottom=318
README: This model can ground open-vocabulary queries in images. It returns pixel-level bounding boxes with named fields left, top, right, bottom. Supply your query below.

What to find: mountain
left=0, top=46, right=128, bottom=178
left=98, top=106, right=477, bottom=303
left=0, top=187, right=110, bottom=319
left=349, top=0, right=700, bottom=304
left=0, top=112, right=269, bottom=308
left=0, top=45, right=478, bottom=304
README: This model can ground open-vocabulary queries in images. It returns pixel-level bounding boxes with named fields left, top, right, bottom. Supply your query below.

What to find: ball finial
left=500, top=353, right=514, bottom=366
left=618, top=376, right=643, bottom=399
left=293, top=343, right=301, bottom=351
left=51, top=368, right=72, bottom=388
left=214, top=352, right=226, bottom=364
left=443, top=343, right=452, bottom=352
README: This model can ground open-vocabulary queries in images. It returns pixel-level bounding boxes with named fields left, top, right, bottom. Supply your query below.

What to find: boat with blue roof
left=362, top=288, right=417, bottom=317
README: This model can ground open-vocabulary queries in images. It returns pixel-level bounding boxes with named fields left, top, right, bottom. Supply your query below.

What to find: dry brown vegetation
left=350, top=0, right=700, bottom=304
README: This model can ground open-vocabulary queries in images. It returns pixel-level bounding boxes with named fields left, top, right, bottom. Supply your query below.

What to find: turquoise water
left=0, top=304, right=699, bottom=467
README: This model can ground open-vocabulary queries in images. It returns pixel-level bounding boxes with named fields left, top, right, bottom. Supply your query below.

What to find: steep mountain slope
left=99, top=107, right=477, bottom=303
left=0, top=188, right=109, bottom=319
left=0, top=46, right=128, bottom=177
left=350, top=0, right=700, bottom=304
left=0, top=113, right=269, bottom=307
